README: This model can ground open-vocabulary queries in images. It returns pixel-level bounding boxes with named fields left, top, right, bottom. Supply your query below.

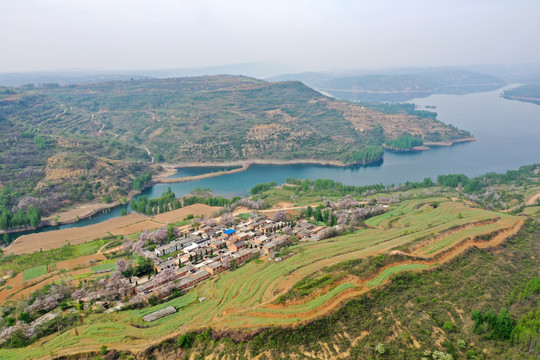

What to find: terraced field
left=0, top=198, right=523, bottom=359
left=23, top=265, right=48, bottom=281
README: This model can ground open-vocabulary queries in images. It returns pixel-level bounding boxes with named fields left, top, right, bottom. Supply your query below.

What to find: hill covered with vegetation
left=0, top=75, right=472, bottom=229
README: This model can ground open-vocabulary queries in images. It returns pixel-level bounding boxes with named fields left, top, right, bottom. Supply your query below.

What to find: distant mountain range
left=5, top=64, right=540, bottom=104
left=0, top=62, right=296, bottom=87
left=268, top=69, right=507, bottom=102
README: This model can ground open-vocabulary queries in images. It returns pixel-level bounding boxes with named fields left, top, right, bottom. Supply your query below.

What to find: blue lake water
left=10, top=85, right=540, bottom=240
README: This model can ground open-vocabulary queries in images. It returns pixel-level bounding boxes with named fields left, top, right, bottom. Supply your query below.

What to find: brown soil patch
left=160, top=163, right=249, bottom=184
left=260, top=208, right=301, bottom=217
left=273, top=201, right=295, bottom=209
left=0, top=272, right=24, bottom=303
left=110, top=220, right=165, bottom=236
left=6, top=213, right=148, bottom=255
left=10, top=274, right=63, bottom=302
left=148, top=127, right=164, bottom=139
left=232, top=206, right=251, bottom=216
left=152, top=204, right=222, bottom=223
left=7, top=204, right=221, bottom=255
left=56, top=254, right=106, bottom=270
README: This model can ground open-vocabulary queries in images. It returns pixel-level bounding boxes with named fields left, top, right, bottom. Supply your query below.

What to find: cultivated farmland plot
left=23, top=265, right=48, bottom=281
left=0, top=199, right=523, bottom=359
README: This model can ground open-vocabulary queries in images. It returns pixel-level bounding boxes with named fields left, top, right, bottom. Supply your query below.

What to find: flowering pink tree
left=237, top=199, right=266, bottom=210
left=336, top=211, right=349, bottom=225
left=115, top=259, right=129, bottom=274
left=71, top=288, right=87, bottom=301
left=272, top=210, right=287, bottom=222
left=333, top=195, right=359, bottom=210
left=155, top=267, right=178, bottom=286
left=220, top=212, right=235, bottom=226
left=104, top=272, right=129, bottom=300
left=203, top=217, right=217, bottom=227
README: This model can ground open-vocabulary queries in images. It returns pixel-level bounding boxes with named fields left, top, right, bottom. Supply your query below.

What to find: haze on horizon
left=1, top=0, right=539, bottom=74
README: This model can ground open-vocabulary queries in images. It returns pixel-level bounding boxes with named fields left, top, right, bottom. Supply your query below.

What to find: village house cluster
left=128, top=213, right=331, bottom=303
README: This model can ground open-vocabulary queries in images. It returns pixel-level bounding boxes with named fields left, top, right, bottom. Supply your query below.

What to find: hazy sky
left=1, top=0, right=539, bottom=72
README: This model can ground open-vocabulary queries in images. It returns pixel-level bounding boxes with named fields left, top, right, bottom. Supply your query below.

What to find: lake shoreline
left=0, top=137, right=476, bottom=240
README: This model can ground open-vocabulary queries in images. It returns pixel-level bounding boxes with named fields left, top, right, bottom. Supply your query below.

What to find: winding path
left=525, top=190, right=540, bottom=205
left=144, top=147, right=154, bottom=163
left=54, top=104, right=66, bottom=119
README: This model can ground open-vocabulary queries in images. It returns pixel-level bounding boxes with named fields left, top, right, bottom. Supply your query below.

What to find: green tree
left=27, top=204, right=41, bottom=227
left=148, top=295, right=158, bottom=305
left=0, top=209, right=11, bottom=229
left=322, top=210, right=329, bottom=224
left=18, top=312, right=31, bottom=323
left=176, top=333, right=195, bottom=348
left=100, top=344, right=108, bottom=355
left=166, top=224, right=176, bottom=243
left=315, top=208, right=323, bottom=222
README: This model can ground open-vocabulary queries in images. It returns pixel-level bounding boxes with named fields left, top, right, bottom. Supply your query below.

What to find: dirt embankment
left=157, top=157, right=356, bottom=185
left=160, top=163, right=250, bottom=183
left=423, top=137, right=477, bottom=147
